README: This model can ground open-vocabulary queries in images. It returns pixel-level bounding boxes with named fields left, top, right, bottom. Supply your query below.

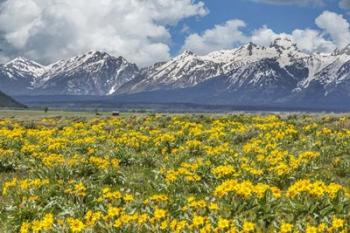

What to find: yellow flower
left=209, top=203, right=219, bottom=211
left=192, top=215, right=205, bottom=227
left=160, top=220, right=168, bottom=230
left=105, top=206, right=122, bottom=220
left=124, top=194, right=134, bottom=202
left=113, top=219, right=122, bottom=228
left=332, top=216, right=344, bottom=229
left=2, top=178, right=17, bottom=195
left=153, top=208, right=167, bottom=220
left=19, top=222, right=30, bottom=233
left=42, top=154, right=65, bottom=167
left=212, top=165, right=235, bottom=178
left=280, top=222, right=293, bottom=233
left=242, top=221, right=255, bottom=233
left=305, top=225, right=318, bottom=233
left=31, top=220, right=43, bottom=233
left=217, top=217, right=230, bottom=230
left=84, top=210, right=101, bottom=226
left=317, top=223, right=326, bottom=232
left=67, top=218, right=85, bottom=233
left=228, top=226, right=237, bottom=233
left=137, top=213, right=149, bottom=224
left=41, top=213, right=54, bottom=230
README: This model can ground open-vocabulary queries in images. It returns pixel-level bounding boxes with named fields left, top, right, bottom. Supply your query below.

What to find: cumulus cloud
left=182, top=11, right=350, bottom=55
left=251, top=26, right=289, bottom=46
left=291, top=29, right=336, bottom=52
left=315, top=11, right=350, bottom=49
left=0, top=0, right=207, bottom=66
left=181, top=20, right=248, bottom=55
left=251, top=26, right=335, bottom=53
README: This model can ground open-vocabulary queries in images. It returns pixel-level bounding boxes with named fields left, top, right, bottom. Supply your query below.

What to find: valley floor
left=0, top=113, right=349, bottom=232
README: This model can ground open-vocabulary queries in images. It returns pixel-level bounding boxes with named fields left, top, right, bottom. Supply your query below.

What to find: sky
left=0, top=0, right=350, bottom=67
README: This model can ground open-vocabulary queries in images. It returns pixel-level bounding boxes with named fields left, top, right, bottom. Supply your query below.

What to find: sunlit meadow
left=0, top=114, right=349, bottom=233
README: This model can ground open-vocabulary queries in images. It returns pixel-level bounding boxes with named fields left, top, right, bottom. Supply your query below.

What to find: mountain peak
left=180, top=50, right=195, bottom=57
left=270, top=37, right=297, bottom=51
left=8, top=56, right=28, bottom=64
left=245, top=42, right=259, bottom=56
left=6, top=56, right=43, bottom=68
left=4, top=56, right=45, bottom=77
left=86, top=50, right=110, bottom=57
left=78, top=50, right=113, bottom=61
left=79, top=51, right=130, bottom=65
left=247, top=42, right=258, bottom=47
left=334, top=44, right=350, bottom=55
left=2, top=41, right=350, bottom=100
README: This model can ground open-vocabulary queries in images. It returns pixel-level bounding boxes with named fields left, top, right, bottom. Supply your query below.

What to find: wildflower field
left=0, top=113, right=350, bottom=233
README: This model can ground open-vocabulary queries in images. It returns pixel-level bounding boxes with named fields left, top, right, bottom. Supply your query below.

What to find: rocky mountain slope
left=0, top=91, right=25, bottom=108
left=1, top=38, right=350, bottom=107
left=0, top=51, right=141, bottom=96
left=0, top=57, right=45, bottom=95
left=36, top=51, right=141, bottom=95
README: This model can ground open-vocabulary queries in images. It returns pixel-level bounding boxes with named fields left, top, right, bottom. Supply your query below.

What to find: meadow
left=0, top=112, right=349, bottom=232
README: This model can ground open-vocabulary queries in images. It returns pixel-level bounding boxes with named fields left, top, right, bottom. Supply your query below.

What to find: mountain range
left=1, top=38, right=350, bottom=109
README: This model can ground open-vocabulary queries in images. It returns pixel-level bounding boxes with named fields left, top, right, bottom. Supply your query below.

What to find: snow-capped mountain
left=5, top=57, right=46, bottom=77
left=36, top=51, right=141, bottom=95
left=1, top=37, right=350, bottom=107
left=0, top=57, right=46, bottom=95
left=117, top=38, right=346, bottom=104
left=119, top=50, right=224, bottom=93
left=0, top=51, right=141, bottom=96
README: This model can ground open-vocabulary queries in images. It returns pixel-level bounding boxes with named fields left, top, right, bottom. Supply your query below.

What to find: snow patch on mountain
left=4, top=57, right=46, bottom=78
left=1, top=37, right=350, bottom=101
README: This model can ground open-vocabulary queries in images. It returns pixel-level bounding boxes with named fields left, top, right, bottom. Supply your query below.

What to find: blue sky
left=1, top=0, right=350, bottom=66
left=171, top=0, right=349, bottom=54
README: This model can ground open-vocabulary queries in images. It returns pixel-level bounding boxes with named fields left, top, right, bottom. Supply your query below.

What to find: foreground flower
left=67, top=218, right=85, bottom=233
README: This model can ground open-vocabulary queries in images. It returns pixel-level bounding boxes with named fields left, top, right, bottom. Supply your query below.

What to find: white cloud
left=0, top=0, right=207, bottom=67
left=251, top=26, right=289, bottom=46
left=251, top=26, right=335, bottom=53
left=183, top=11, right=350, bottom=55
left=0, top=54, right=8, bottom=64
left=181, top=20, right=248, bottom=55
left=315, top=11, right=350, bottom=49
left=181, top=24, right=191, bottom=34
left=291, top=29, right=336, bottom=52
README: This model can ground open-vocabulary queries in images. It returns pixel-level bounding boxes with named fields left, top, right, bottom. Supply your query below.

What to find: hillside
left=2, top=38, right=350, bottom=109
left=0, top=91, right=25, bottom=108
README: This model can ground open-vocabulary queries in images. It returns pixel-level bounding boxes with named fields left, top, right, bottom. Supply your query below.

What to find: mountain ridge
left=0, top=90, right=26, bottom=108
left=1, top=38, right=350, bottom=107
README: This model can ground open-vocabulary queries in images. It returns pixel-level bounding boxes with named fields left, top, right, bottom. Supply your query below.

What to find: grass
left=0, top=112, right=350, bottom=232
left=0, top=109, right=120, bottom=120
